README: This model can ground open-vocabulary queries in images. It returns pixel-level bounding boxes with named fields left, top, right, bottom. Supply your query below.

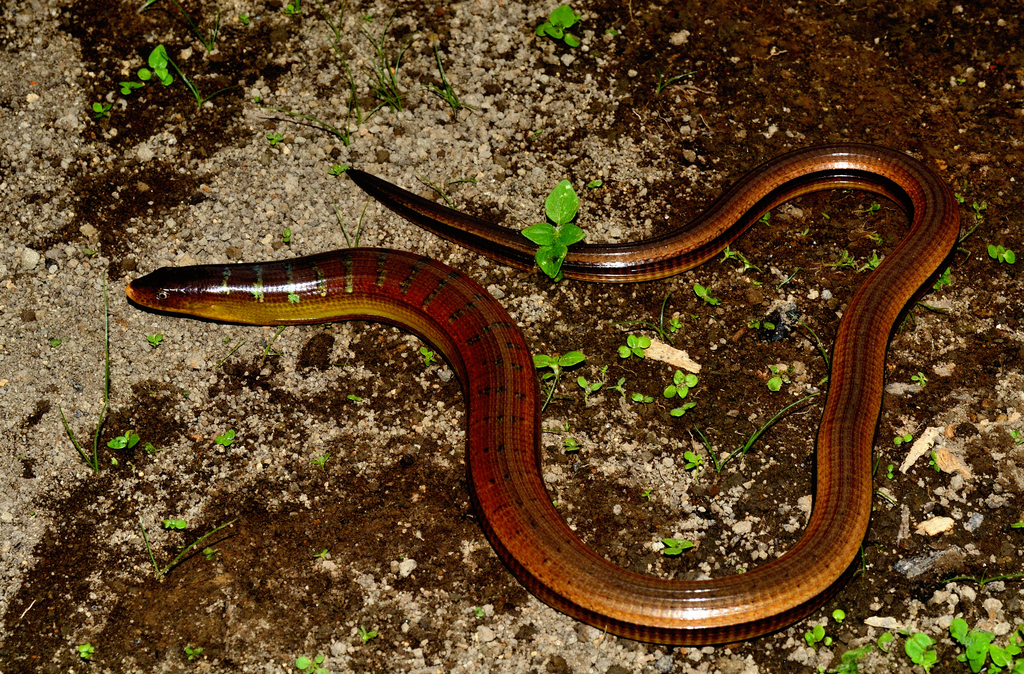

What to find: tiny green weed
left=587, top=179, right=603, bottom=189
left=147, top=333, right=163, bottom=348
left=858, top=251, right=882, bottom=272
left=663, top=370, right=698, bottom=417
left=971, top=200, right=988, bottom=222
left=347, top=394, right=363, bottom=402
left=827, top=250, right=858, bottom=269
left=361, top=10, right=411, bottom=111
left=661, top=538, right=694, bottom=555
left=215, top=429, right=235, bottom=446
left=613, top=292, right=681, bottom=342
left=854, top=202, right=881, bottom=216
left=576, top=366, right=607, bottom=404
left=618, top=334, right=651, bottom=359
left=766, top=365, right=790, bottom=392
left=281, top=228, right=292, bottom=244
left=833, top=643, right=874, bottom=673
left=119, top=80, right=145, bottom=95
left=313, top=549, right=329, bottom=559
left=536, top=5, right=581, bottom=48
left=697, top=394, right=818, bottom=473
left=989, top=244, right=1016, bottom=264
left=804, top=623, right=831, bottom=649
left=201, top=546, right=219, bottom=560
left=358, top=626, right=378, bottom=643
left=608, top=376, right=627, bottom=397
left=239, top=13, right=249, bottom=24
left=933, top=267, right=952, bottom=290
left=283, top=0, right=301, bottom=14
left=721, top=245, right=761, bottom=273
left=630, top=392, right=654, bottom=405
left=534, top=351, right=586, bottom=411
left=693, top=283, right=719, bottom=306
left=328, top=164, right=349, bottom=176
left=562, top=437, right=581, bottom=453
left=78, top=643, right=95, bottom=660
left=185, top=645, right=204, bottom=661
left=683, top=450, right=703, bottom=471
left=892, top=433, right=912, bottom=446
left=139, top=517, right=237, bottom=580
left=832, top=609, right=846, bottom=624
left=424, top=42, right=475, bottom=115
left=654, top=68, right=695, bottom=95
left=137, top=44, right=236, bottom=107
left=266, top=132, right=284, bottom=146
left=522, top=181, right=586, bottom=281
left=419, top=346, right=436, bottom=367
left=904, top=632, right=937, bottom=672
left=163, top=518, right=187, bottom=529
left=107, top=429, right=140, bottom=450
left=911, top=371, right=928, bottom=387
left=877, top=632, right=895, bottom=652
left=1010, top=430, right=1024, bottom=446
left=92, top=101, right=112, bottom=119
left=48, top=336, right=64, bottom=348
left=311, top=453, right=330, bottom=469
left=295, top=654, right=327, bottom=673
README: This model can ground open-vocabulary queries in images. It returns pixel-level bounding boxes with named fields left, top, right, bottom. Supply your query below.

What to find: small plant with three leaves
left=663, top=371, right=698, bottom=417
left=522, top=181, right=586, bottom=281
left=536, top=5, right=581, bottom=48
left=136, top=44, right=236, bottom=108
left=533, top=351, right=585, bottom=411
left=989, top=244, right=1016, bottom=264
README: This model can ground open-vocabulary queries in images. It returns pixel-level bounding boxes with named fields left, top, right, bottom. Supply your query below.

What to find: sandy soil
left=1, top=0, right=1022, bottom=672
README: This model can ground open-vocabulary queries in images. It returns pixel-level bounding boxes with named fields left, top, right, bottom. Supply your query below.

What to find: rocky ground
left=0, top=0, right=1022, bottom=672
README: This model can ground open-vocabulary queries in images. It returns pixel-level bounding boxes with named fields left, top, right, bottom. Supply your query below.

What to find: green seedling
left=911, top=371, right=927, bottom=387
left=281, top=228, right=292, bottom=244
left=576, top=368, right=605, bottom=404
left=347, top=394, right=363, bottom=402
left=215, top=429, right=235, bottom=446
left=533, top=351, right=585, bottom=411
left=641, top=487, right=653, bottom=500
left=335, top=197, right=370, bottom=248
left=139, top=517, right=237, bottom=580
left=933, top=266, right=952, bottom=290
left=654, top=68, right=695, bottom=95
left=424, top=42, right=475, bottom=115
left=833, top=643, right=875, bottom=673
left=328, top=164, right=350, bottom=176
left=878, top=631, right=895, bottom=653
left=661, top=538, right=694, bottom=556
left=944, top=570, right=1024, bottom=587
left=827, top=249, right=858, bottom=269
left=989, top=244, right=1016, bottom=264
left=138, top=44, right=235, bottom=107
left=78, top=643, right=95, bottom=660
left=239, top=13, right=249, bottom=24
left=147, top=333, right=163, bottom=348
left=972, top=200, right=988, bottom=222
left=361, top=10, right=411, bottom=111
left=613, top=292, right=681, bottom=342
left=683, top=450, right=703, bottom=471
left=419, top=346, right=436, bottom=367
left=664, top=371, right=698, bottom=417
left=163, top=518, right=187, bottom=529
left=949, top=618, right=1020, bottom=673
left=313, top=549, right=329, bottom=559
left=886, top=463, right=895, bottom=480
left=693, top=283, right=719, bottom=306
left=201, top=546, right=219, bottom=560
left=267, top=132, right=284, bottom=146
left=1013, top=521, right=1024, bottom=528
left=721, top=245, right=761, bottom=273
left=522, top=180, right=586, bottom=281
left=630, top=392, right=654, bottom=405
left=48, top=337, right=64, bottom=348
left=106, top=429, right=140, bottom=450
left=866, top=231, right=884, bottom=244
left=608, top=376, right=627, bottom=397
left=120, top=81, right=144, bottom=96
left=139, top=0, right=220, bottom=51
left=804, top=624, right=832, bottom=650
left=904, top=633, right=937, bottom=672
left=143, top=442, right=159, bottom=454
left=311, top=453, right=330, bottom=469
left=295, top=654, right=327, bottom=673
left=92, top=101, right=112, bottom=119
left=892, top=433, right=912, bottom=446
left=758, top=211, right=771, bottom=226
left=472, top=606, right=485, bottom=617
left=766, top=365, right=790, bottom=392
left=618, top=334, right=651, bottom=359
left=855, top=202, right=881, bottom=216
left=562, top=437, right=581, bottom=453
left=587, top=179, right=603, bottom=189
left=283, top=0, right=301, bottom=14
left=184, top=645, right=204, bottom=661
left=929, top=452, right=941, bottom=470
left=747, top=320, right=775, bottom=330
left=1010, top=430, right=1024, bottom=446
left=858, top=251, right=882, bottom=272
left=59, top=281, right=111, bottom=473
left=832, top=609, right=846, bottom=624
left=357, top=626, right=378, bottom=643
left=536, top=4, right=581, bottom=47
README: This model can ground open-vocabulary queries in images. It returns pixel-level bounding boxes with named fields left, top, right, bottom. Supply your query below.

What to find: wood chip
left=644, top=339, right=701, bottom=373
left=915, top=516, right=955, bottom=536
left=899, top=426, right=943, bottom=474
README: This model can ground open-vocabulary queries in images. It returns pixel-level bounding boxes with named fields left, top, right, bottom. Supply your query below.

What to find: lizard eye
left=156, top=291, right=168, bottom=301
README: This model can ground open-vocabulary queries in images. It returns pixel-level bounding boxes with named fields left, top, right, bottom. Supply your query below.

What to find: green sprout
left=683, top=450, right=703, bottom=471
left=826, top=249, right=858, bottom=269
left=911, top=371, right=928, bottom=387
left=766, top=365, right=790, bottom=392
left=855, top=202, right=881, bottom=216
left=692, top=283, right=719, bottom=306
left=424, top=42, right=475, bottom=115
left=630, top=392, right=654, bottom=405
left=928, top=451, right=941, bottom=472
left=832, top=609, right=846, bottom=624
left=663, top=370, right=698, bottom=417
left=139, top=517, right=237, bottom=580
left=311, top=453, right=330, bottom=469
left=1010, top=430, right=1024, bottom=446
left=893, top=433, right=913, bottom=446
left=295, top=654, right=327, bottom=673
left=858, top=250, right=882, bottom=272
left=137, top=44, right=235, bottom=108
left=608, top=376, right=627, bottom=397
left=904, top=633, right=937, bottom=672
left=576, top=366, right=607, bottom=404
left=361, top=10, right=411, bottom=112
left=328, top=164, right=350, bottom=176
left=972, top=200, right=988, bottom=222
left=562, top=437, right=581, bottom=453
left=522, top=180, right=586, bottom=281
left=283, top=0, right=301, bottom=14
left=804, top=624, right=832, bottom=650
left=618, top=334, right=651, bottom=359
left=281, top=228, right=292, bottom=244
left=313, top=549, right=329, bottom=559
left=78, top=643, right=95, bottom=660
left=147, top=333, right=163, bottom=348
left=988, top=244, right=1016, bottom=264
left=162, top=518, right=187, bottom=529
left=661, top=538, right=694, bottom=556
left=215, top=429, right=236, bottom=446
left=357, top=626, right=378, bottom=643
left=267, top=132, right=284, bottom=146
left=106, top=429, right=140, bottom=450
left=48, top=336, right=64, bottom=348
left=878, top=632, right=895, bottom=652
left=201, top=546, right=219, bottom=560
left=654, top=68, right=695, bottom=95
left=586, top=179, right=603, bottom=189
left=885, top=463, right=895, bottom=480
left=419, top=346, right=436, bottom=367
left=239, top=13, right=249, bottom=24
left=721, top=245, right=761, bottom=273
left=119, top=80, right=145, bottom=95
left=92, top=102, right=112, bottom=119
left=533, top=351, right=585, bottom=411
left=346, top=394, right=363, bottom=402
left=536, top=5, right=581, bottom=48
left=932, top=267, right=952, bottom=290
left=185, top=645, right=204, bottom=661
